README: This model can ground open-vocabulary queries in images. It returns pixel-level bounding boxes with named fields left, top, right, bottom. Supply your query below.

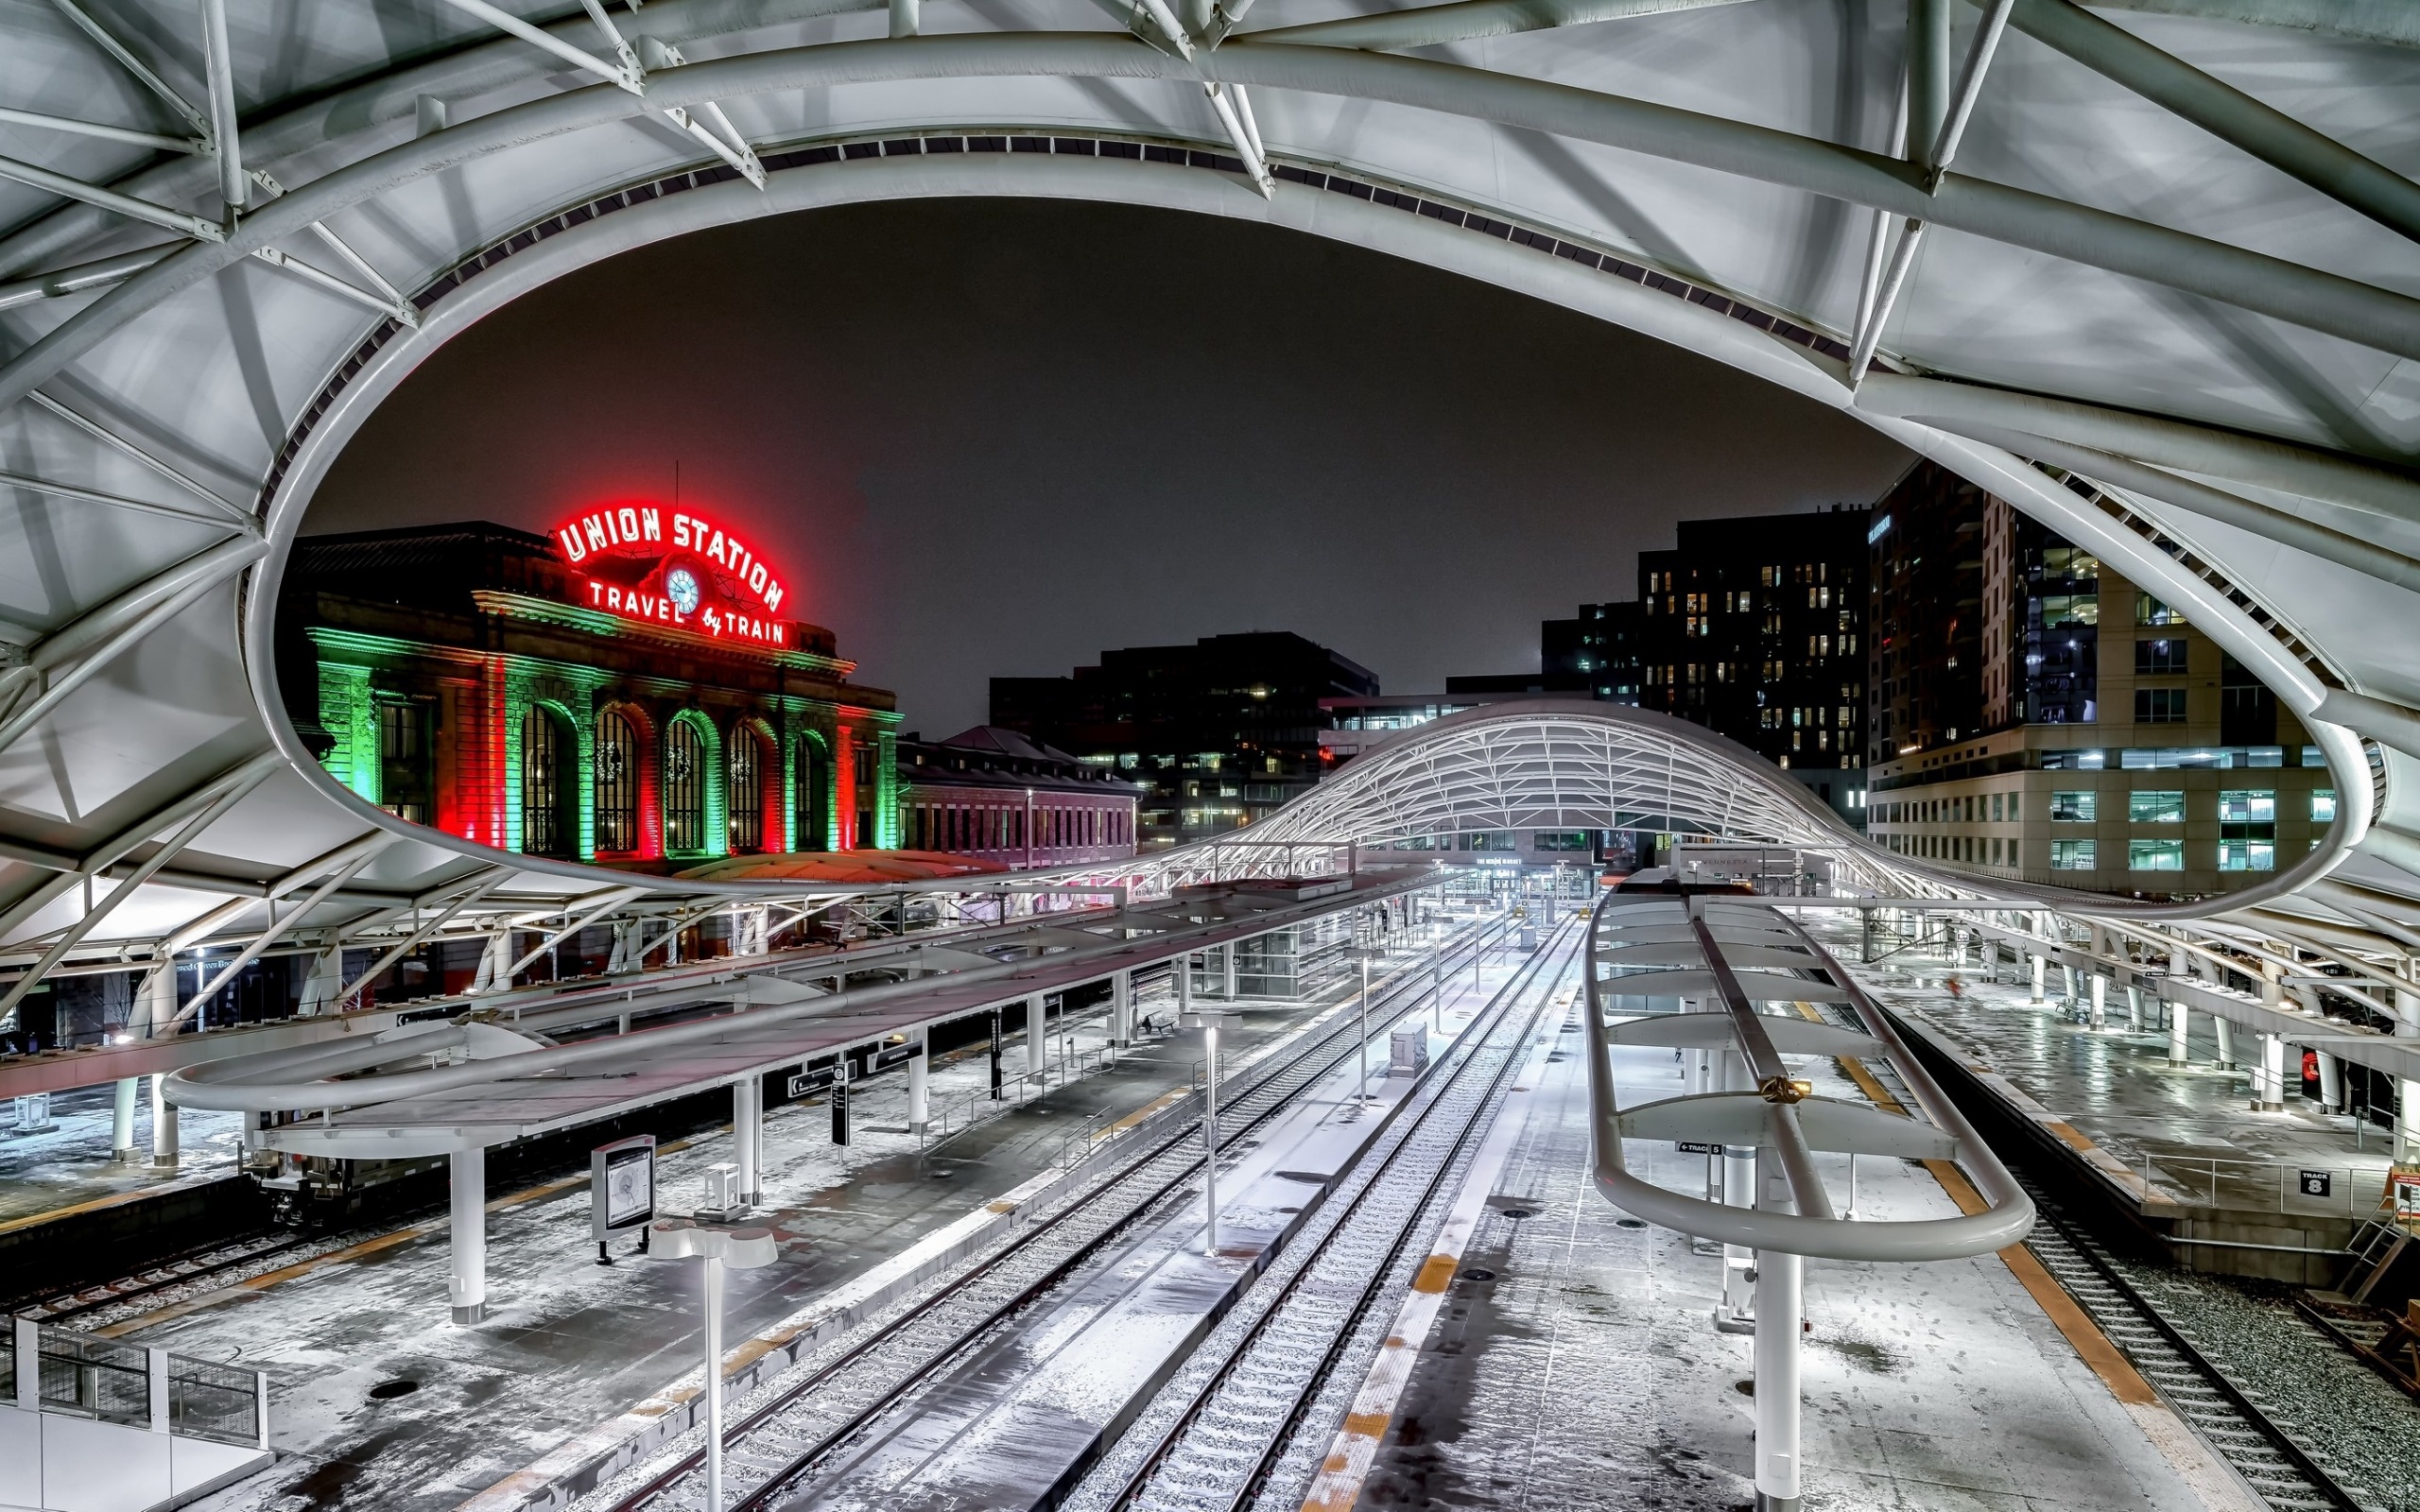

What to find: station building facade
left=894, top=727, right=1146, bottom=868
left=281, top=516, right=899, bottom=868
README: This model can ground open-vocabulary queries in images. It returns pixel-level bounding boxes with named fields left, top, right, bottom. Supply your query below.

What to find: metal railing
left=8, top=1316, right=268, bottom=1450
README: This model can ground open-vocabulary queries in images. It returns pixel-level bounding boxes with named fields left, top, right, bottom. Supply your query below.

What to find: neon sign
left=551, top=505, right=792, bottom=648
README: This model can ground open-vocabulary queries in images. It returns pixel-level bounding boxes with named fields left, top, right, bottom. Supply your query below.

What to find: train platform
left=1315, top=979, right=2264, bottom=1512
left=0, top=1085, right=244, bottom=1227
left=1795, top=914, right=2399, bottom=1282
left=132, top=943, right=1523, bottom=1512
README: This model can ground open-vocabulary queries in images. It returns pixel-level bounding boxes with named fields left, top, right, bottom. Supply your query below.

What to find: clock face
left=666, top=567, right=701, bottom=615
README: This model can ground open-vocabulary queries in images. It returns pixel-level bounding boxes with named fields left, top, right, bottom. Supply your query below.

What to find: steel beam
left=0, top=248, right=176, bottom=313
left=335, top=868, right=512, bottom=1007
left=0, top=107, right=205, bottom=155
left=10, top=30, right=2420, bottom=436
left=1856, top=373, right=2420, bottom=524
left=2090, top=0, right=2419, bottom=48
left=0, top=752, right=283, bottom=945
left=429, top=0, right=646, bottom=92
left=0, top=153, right=222, bottom=241
left=199, top=0, right=245, bottom=211
left=0, top=536, right=268, bottom=755
left=1247, top=0, right=1754, bottom=50
left=26, top=391, right=249, bottom=517
left=180, top=842, right=394, bottom=1019
left=1949, top=421, right=2420, bottom=593
left=0, top=769, right=274, bottom=1018
left=1996, top=0, right=2420, bottom=243
left=499, top=886, right=648, bottom=981
left=44, top=0, right=214, bottom=139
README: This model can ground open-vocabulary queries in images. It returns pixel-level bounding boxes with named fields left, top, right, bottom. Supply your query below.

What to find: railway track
left=596, top=919, right=1519, bottom=1512
left=2019, top=1186, right=2379, bottom=1512
left=1074, top=919, right=1578, bottom=1512
left=10, top=1228, right=333, bottom=1329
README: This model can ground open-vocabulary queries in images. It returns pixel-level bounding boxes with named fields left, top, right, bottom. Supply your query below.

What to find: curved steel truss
left=3, top=0, right=2419, bottom=1054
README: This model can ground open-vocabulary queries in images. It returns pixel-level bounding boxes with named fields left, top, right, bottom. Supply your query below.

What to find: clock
left=666, top=567, right=701, bottom=615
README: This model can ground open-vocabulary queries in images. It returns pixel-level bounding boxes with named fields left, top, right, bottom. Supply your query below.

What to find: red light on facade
left=552, top=504, right=792, bottom=647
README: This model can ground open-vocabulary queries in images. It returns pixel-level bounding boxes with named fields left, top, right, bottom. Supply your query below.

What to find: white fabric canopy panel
left=2, top=0, right=2418, bottom=1000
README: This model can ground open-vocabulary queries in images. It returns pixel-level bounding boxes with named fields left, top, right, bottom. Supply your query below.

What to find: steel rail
left=2019, top=1181, right=2368, bottom=1512
left=601, top=918, right=1510, bottom=1512
left=1098, top=919, right=1578, bottom=1512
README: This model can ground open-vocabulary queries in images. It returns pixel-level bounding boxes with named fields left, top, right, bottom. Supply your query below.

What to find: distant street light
left=648, top=1219, right=779, bottom=1510
left=1182, top=1009, right=1238, bottom=1254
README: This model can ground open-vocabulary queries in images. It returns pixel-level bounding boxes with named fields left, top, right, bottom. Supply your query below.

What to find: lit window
left=2135, top=593, right=2185, bottom=626
left=2050, top=840, right=2096, bottom=869
left=2128, top=840, right=2185, bottom=871
left=2050, top=791, right=2096, bottom=822
left=2128, top=791, right=2185, bottom=823
left=2218, top=840, right=2274, bottom=871
left=2311, top=789, right=2336, bottom=822
left=2217, top=790, right=2275, bottom=825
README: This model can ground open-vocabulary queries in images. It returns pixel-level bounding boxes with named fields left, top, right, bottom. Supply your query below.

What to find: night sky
left=311, top=198, right=1913, bottom=735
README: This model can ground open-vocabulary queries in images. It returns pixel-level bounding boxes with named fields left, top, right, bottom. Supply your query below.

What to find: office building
left=1866, top=474, right=2332, bottom=898
left=991, top=631, right=1381, bottom=847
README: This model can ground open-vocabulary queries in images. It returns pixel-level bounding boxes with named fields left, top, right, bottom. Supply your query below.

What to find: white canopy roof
left=2, top=0, right=2416, bottom=1000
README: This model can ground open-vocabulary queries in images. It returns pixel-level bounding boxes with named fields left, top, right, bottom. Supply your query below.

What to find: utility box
left=698, top=1162, right=743, bottom=1221
left=1390, top=1027, right=1429, bottom=1077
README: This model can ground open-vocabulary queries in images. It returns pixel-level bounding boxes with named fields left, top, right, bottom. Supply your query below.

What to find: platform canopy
left=2, top=0, right=2418, bottom=999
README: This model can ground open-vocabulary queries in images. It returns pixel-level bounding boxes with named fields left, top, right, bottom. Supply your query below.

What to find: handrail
left=1583, top=889, right=2034, bottom=1262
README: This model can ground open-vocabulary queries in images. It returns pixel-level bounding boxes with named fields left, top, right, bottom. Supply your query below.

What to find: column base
left=452, top=1302, right=485, bottom=1325
left=1754, top=1494, right=1802, bottom=1512
left=2217, top=1060, right=2238, bottom=1072
left=148, top=1155, right=180, bottom=1170
left=112, top=1147, right=141, bottom=1164
left=2167, top=1057, right=2187, bottom=1067
left=2255, top=1100, right=2285, bottom=1112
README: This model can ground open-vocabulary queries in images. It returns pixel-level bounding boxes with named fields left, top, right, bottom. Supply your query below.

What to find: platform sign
left=591, top=1134, right=657, bottom=1242
left=2298, top=1169, right=2332, bottom=1198
left=1677, top=1142, right=1726, bottom=1156
left=787, top=1063, right=838, bottom=1099
left=872, top=1040, right=924, bottom=1073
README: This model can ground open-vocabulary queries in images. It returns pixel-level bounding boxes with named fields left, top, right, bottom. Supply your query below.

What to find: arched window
left=521, top=706, right=575, bottom=857
left=797, top=738, right=829, bottom=851
left=665, top=719, right=706, bottom=853
left=596, top=711, right=639, bottom=853
left=728, top=728, right=765, bottom=851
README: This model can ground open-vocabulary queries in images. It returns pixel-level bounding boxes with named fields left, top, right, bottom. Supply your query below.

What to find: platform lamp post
left=648, top=1220, right=778, bottom=1512
left=1346, top=944, right=1385, bottom=1102
left=1182, top=1009, right=1237, bottom=1255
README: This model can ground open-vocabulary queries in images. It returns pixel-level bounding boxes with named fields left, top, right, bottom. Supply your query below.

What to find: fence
left=2135, top=1150, right=2410, bottom=1224
left=8, top=1316, right=268, bottom=1450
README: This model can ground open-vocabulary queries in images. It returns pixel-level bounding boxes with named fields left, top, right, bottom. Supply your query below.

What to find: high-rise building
left=1632, top=506, right=1873, bottom=817
left=1867, top=461, right=1984, bottom=764
left=1867, top=473, right=2332, bottom=898
left=991, top=631, right=1380, bottom=848
left=1540, top=600, right=1646, bottom=703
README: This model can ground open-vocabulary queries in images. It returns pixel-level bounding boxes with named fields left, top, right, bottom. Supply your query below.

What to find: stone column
left=112, top=1078, right=138, bottom=1161
left=2213, top=1015, right=2236, bottom=1072
left=1025, top=993, right=1045, bottom=1078
left=2168, top=1003, right=2189, bottom=1065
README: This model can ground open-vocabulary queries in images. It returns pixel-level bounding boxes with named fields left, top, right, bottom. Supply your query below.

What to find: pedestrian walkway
left=1799, top=913, right=2398, bottom=1280
left=156, top=938, right=1511, bottom=1512
left=1328, top=981, right=2258, bottom=1512
left=0, top=1083, right=243, bottom=1227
